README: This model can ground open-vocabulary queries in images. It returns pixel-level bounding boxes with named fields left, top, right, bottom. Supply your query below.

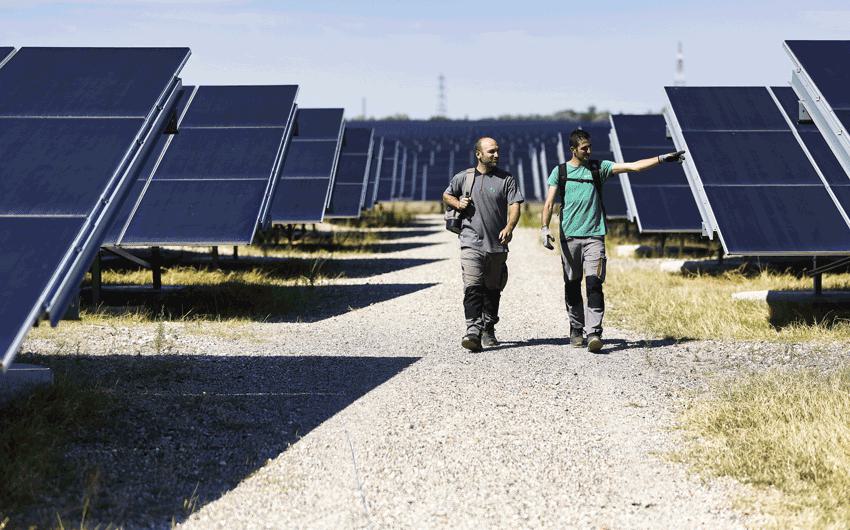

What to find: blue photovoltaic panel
left=664, top=85, right=850, bottom=255
left=610, top=114, right=703, bottom=232
left=120, top=180, right=267, bottom=245
left=180, top=85, right=297, bottom=128
left=116, top=85, right=297, bottom=245
left=269, top=107, right=344, bottom=223
left=772, top=85, right=850, bottom=216
left=294, top=108, right=345, bottom=139
left=376, top=139, right=399, bottom=202
left=151, top=128, right=285, bottom=180
left=0, top=47, right=189, bottom=369
left=784, top=41, right=850, bottom=182
left=364, top=137, right=384, bottom=207
left=0, top=118, right=144, bottom=215
left=326, top=127, right=374, bottom=218
left=0, top=47, right=12, bottom=63
left=0, top=47, right=189, bottom=117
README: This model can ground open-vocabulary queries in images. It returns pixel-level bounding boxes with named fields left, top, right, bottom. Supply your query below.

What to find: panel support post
left=91, top=250, right=102, bottom=306
left=151, top=246, right=162, bottom=291
left=813, top=257, right=822, bottom=295
left=233, top=246, right=238, bottom=260
left=717, top=243, right=723, bottom=264
left=679, top=235, right=685, bottom=258
left=211, top=246, right=219, bottom=267
left=659, top=234, right=667, bottom=256
left=287, top=224, right=294, bottom=246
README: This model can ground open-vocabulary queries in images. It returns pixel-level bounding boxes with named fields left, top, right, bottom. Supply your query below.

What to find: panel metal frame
left=784, top=41, right=850, bottom=181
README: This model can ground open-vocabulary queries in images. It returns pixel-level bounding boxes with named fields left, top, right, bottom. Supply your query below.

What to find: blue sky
left=2, top=0, right=850, bottom=118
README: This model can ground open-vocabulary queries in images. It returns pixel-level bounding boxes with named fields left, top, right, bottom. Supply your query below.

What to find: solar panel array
left=609, top=114, right=702, bottom=233
left=269, top=108, right=345, bottom=224
left=0, top=47, right=190, bottom=368
left=325, top=127, right=375, bottom=218
left=110, top=85, right=298, bottom=245
left=664, top=86, right=850, bottom=255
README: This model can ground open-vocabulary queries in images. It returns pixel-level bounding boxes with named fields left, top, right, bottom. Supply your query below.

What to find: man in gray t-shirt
left=443, top=137, right=524, bottom=351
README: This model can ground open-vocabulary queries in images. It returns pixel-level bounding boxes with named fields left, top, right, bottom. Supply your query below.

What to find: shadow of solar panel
left=294, top=108, right=345, bottom=139
left=0, top=118, right=143, bottom=214
left=121, top=180, right=267, bottom=245
left=272, top=178, right=330, bottom=221
left=153, top=128, right=285, bottom=180
left=630, top=187, right=702, bottom=232
left=0, top=47, right=189, bottom=116
left=181, top=85, right=297, bottom=127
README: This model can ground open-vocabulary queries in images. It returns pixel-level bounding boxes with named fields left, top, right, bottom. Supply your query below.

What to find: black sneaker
left=570, top=328, right=585, bottom=348
left=461, top=334, right=482, bottom=352
left=481, top=329, right=499, bottom=347
left=587, top=334, right=603, bottom=353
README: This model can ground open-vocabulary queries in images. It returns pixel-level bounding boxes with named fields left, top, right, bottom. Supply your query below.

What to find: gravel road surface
left=22, top=214, right=839, bottom=528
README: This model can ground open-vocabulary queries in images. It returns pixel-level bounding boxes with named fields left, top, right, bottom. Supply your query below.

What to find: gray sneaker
left=570, top=328, right=585, bottom=348
left=461, top=334, right=482, bottom=352
left=481, top=329, right=499, bottom=347
left=587, top=334, right=603, bottom=353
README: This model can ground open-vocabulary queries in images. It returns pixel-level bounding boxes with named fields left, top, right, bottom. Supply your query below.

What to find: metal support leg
left=211, top=246, right=219, bottom=267
left=287, top=224, right=293, bottom=246
left=151, top=246, right=162, bottom=291
left=91, top=250, right=102, bottom=306
left=679, top=235, right=685, bottom=258
left=233, top=246, right=238, bottom=260
left=813, top=257, right=822, bottom=295
left=717, top=243, right=724, bottom=264
left=659, top=234, right=667, bottom=256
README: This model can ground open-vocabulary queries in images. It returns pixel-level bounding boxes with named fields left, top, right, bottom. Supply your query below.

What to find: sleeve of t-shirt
left=506, top=174, right=524, bottom=204
left=443, top=172, right=464, bottom=197
left=546, top=166, right=559, bottom=187
left=600, top=160, right=615, bottom=182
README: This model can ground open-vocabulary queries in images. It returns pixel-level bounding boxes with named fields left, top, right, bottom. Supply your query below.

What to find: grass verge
left=604, top=264, right=850, bottom=342
left=677, top=368, right=850, bottom=528
left=0, top=373, right=115, bottom=525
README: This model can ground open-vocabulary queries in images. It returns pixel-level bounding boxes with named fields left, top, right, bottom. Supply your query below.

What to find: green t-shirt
left=547, top=160, right=615, bottom=237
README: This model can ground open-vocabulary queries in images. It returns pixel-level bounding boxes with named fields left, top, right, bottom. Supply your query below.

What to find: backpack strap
left=461, top=167, right=475, bottom=196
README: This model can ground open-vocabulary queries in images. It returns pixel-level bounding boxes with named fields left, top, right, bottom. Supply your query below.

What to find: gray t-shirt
left=445, top=167, right=524, bottom=253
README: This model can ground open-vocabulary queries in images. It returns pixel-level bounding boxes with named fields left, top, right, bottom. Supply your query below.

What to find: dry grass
left=604, top=262, right=850, bottom=343
left=678, top=368, right=850, bottom=528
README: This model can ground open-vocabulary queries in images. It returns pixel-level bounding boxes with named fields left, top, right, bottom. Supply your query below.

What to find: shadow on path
left=484, top=336, right=693, bottom=354
left=9, top=354, right=419, bottom=529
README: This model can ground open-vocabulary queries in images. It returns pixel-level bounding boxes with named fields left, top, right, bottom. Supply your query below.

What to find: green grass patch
left=678, top=368, right=850, bottom=528
left=605, top=263, right=850, bottom=342
left=0, top=373, right=115, bottom=525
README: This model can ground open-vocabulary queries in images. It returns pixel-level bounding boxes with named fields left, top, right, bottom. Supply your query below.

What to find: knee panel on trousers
left=586, top=275, right=604, bottom=310
left=463, top=285, right=484, bottom=320
left=565, top=279, right=582, bottom=306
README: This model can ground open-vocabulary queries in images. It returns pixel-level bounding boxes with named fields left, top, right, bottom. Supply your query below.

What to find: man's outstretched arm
left=611, top=150, right=686, bottom=175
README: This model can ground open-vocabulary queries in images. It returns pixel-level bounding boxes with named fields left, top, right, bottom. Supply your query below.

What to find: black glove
left=658, top=150, right=686, bottom=163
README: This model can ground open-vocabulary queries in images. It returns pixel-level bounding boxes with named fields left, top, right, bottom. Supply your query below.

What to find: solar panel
left=609, top=114, right=701, bottom=233
left=785, top=40, right=850, bottom=181
left=375, top=139, right=399, bottom=202
left=269, top=108, right=344, bottom=223
left=363, top=136, right=384, bottom=207
left=326, top=127, right=374, bottom=218
left=664, top=86, right=850, bottom=256
left=0, top=47, right=13, bottom=64
left=0, top=47, right=189, bottom=369
left=114, top=85, right=298, bottom=245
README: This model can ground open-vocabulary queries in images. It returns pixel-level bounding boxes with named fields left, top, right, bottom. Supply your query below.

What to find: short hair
left=568, top=129, right=592, bottom=149
left=474, top=136, right=496, bottom=154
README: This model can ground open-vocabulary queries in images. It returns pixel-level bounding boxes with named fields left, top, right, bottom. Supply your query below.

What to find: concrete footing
left=0, top=363, right=53, bottom=406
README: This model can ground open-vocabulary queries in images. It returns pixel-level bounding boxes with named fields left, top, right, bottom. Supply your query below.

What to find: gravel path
left=23, top=214, right=849, bottom=527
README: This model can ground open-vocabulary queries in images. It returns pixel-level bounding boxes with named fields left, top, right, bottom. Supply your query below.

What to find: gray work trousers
left=559, top=235, right=607, bottom=336
left=460, top=247, right=508, bottom=336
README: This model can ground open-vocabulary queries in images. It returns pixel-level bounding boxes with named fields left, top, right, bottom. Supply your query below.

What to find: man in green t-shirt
left=540, top=129, right=685, bottom=353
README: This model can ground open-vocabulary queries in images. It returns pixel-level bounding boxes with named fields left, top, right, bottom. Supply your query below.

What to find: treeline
left=356, top=106, right=610, bottom=122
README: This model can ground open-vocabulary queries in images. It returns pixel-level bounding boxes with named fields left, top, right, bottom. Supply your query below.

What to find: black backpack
left=557, top=160, right=605, bottom=219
